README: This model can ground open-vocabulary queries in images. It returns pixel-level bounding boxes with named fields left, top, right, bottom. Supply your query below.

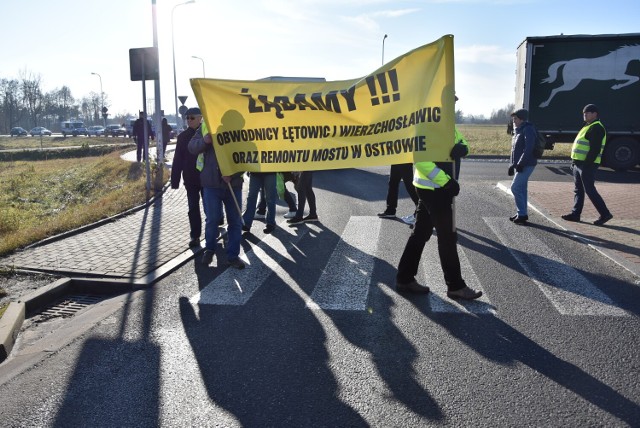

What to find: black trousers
left=186, top=185, right=203, bottom=240
left=386, top=163, right=419, bottom=213
left=396, top=187, right=465, bottom=291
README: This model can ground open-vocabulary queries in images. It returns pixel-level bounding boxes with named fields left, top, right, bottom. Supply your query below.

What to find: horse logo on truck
left=539, top=44, right=640, bottom=108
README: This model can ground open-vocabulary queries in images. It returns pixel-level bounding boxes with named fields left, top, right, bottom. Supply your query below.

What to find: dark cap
left=511, top=108, right=528, bottom=121
left=185, top=107, right=201, bottom=116
left=583, top=104, right=598, bottom=113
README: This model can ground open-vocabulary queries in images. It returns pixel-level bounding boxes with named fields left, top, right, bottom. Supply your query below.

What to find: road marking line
left=419, top=238, right=496, bottom=314
left=306, top=216, right=381, bottom=311
left=190, top=221, right=309, bottom=306
left=485, top=217, right=628, bottom=316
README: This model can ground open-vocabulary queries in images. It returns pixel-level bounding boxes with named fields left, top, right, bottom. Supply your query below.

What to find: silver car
left=29, top=127, right=52, bottom=136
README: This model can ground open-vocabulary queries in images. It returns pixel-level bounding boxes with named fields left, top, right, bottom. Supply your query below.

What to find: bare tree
left=0, top=78, right=22, bottom=132
left=19, top=69, right=44, bottom=127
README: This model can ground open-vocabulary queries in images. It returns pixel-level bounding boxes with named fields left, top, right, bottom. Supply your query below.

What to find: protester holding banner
left=377, top=163, right=419, bottom=221
left=256, top=172, right=298, bottom=219
left=188, top=119, right=245, bottom=269
left=395, top=159, right=482, bottom=300
left=242, top=172, right=278, bottom=234
left=287, top=171, right=318, bottom=225
left=170, top=108, right=201, bottom=247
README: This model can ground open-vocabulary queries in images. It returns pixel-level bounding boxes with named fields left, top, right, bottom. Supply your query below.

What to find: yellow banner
left=191, top=35, right=455, bottom=175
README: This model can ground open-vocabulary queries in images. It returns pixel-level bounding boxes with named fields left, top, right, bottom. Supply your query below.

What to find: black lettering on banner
left=351, top=145, right=362, bottom=158
left=241, top=86, right=357, bottom=119
left=366, top=69, right=401, bottom=107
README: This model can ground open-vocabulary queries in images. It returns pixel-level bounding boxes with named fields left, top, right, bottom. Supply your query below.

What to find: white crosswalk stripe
left=485, top=217, right=628, bottom=316
left=190, top=221, right=309, bottom=306
left=306, top=216, right=380, bottom=311
left=418, top=237, right=496, bottom=314
left=189, top=215, right=627, bottom=316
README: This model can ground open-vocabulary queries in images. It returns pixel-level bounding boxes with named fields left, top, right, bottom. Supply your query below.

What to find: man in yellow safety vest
left=561, top=104, right=613, bottom=226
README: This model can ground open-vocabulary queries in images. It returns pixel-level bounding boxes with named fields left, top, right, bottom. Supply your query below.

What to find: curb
left=0, top=302, right=25, bottom=362
left=0, top=238, right=206, bottom=364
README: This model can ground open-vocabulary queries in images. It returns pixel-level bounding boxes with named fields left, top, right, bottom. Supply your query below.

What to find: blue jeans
left=202, top=186, right=243, bottom=261
left=510, top=165, right=535, bottom=216
left=571, top=162, right=611, bottom=217
left=243, top=173, right=277, bottom=227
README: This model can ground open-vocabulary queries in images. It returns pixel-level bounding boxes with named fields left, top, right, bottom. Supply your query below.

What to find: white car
left=87, top=126, right=105, bottom=136
left=29, top=127, right=52, bottom=136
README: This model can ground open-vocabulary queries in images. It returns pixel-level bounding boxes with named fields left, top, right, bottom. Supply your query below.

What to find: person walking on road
left=561, top=104, right=613, bottom=226
left=242, top=172, right=278, bottom=234
left=508, top=108, right=537, bottom=225
left=377, top=163, right=419, bottom=221
left=170, top=107, right=203, bottom=248
left=395, top=156, right=482, bottom=300
left=286, top=171, right=318, bottom=225
left=132, top=111, right=155, bottom=163
left=188, top=119, right=245, bottom=269
left=394, top=96, right=469, bottom=227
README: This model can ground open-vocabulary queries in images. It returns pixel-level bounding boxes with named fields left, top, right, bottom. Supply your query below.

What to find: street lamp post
left=382, top=34, right=388, bottom=66
left=172, top=0, right=196, bottom=125
left=192, top=55, right=205, bottom=77
left=90, top=72, right=105, bottom=127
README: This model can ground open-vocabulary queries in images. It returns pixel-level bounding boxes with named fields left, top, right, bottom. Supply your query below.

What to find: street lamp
left=382, top=34, right=388, bottom=66
left=192, top=55, right=205, bottom=77
left=172, top=0, right=196, bottom=125
left=90, top=72, right=105, bottom=127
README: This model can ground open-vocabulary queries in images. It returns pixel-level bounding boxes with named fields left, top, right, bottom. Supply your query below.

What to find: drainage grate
left=37, top=294, right=104, bottom=321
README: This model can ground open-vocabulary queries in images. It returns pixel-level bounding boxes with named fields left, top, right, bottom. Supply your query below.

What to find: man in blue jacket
left=508, top=109, right=537, bottom=225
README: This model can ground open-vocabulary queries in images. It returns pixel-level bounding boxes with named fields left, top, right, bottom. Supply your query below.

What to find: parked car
left=87, top=125, right=105, bottom=136
left=60, top=120, right=88, bottom=137
left=29, top=126, right=53, bottom=136
left=169, top=123, right=178, bottom=139
left=105, top=124, right=127, bottom=137
left=10, top=127, right=28, bottom=136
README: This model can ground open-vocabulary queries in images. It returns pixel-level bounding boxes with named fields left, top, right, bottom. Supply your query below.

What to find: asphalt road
left=0, top=162, right=638, bottom=427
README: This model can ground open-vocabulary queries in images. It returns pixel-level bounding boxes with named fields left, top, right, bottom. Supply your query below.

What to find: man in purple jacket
left=170, top=108, right=202, bottom=247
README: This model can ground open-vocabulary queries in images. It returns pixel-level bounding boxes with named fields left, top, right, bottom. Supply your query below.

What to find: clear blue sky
left=2, top=0, right=638, bottom=119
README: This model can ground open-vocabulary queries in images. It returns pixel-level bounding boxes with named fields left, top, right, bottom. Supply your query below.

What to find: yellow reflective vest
left=571, top=120, right=606, bottom=164
left=413, top=162, right=450, bottom=190
left=412, top=127, right=464, bottom=190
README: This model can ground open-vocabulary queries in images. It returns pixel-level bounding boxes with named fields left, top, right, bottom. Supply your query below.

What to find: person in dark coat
left=132, top=111, right=155, bottom=162
left=171, top=108, right=202, bottom=247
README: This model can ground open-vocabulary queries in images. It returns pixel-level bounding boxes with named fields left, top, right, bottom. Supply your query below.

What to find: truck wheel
left=603, top=137, right=639, bottom=171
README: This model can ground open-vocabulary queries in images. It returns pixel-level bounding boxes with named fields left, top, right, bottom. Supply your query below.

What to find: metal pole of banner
left=227, top=181, right=245, bottom=227
left=451, top=159, right=456, bottom=232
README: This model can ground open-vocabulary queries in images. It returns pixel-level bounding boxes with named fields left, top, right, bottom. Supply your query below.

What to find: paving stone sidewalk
left=526, top=180, right=640, bottom=277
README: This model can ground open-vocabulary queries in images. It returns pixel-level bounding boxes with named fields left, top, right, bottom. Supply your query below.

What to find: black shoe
left=513, top=215, right=528, bottom=225
left=593, top=213, right=613, bottom=226
left=561, top=213, right=580, bottom=222
left=242, top=225, right=251, bottom=233
left=509, top=214, right=518, bottom=222
left=189, top=238, right=200, bottom=247
left=287, top=216, right=304, bottom=225
left=263, top=224, right=275, bottom=234
left=396, top=280, right=430, bottom=294
left=377, top=210, right=396, bottom=218
left=227, top=258, right=245, bottom=269
left=201, top=249, right=214, bottom=265
left=303, top=214, right=319, bottom=222
left=447, top=286, right=482, bottom=300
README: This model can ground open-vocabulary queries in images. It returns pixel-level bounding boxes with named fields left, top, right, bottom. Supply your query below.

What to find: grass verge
left=0, top=148, right=158, bottom=257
